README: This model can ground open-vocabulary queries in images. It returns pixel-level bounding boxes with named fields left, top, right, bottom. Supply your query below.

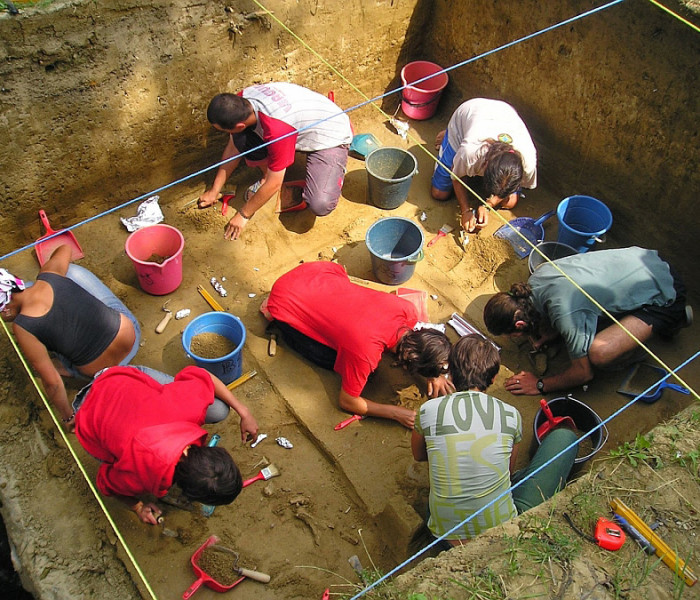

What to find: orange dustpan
left=35, top=210, right=84, bottom=266
left=536, top=398, right=576, bottom=439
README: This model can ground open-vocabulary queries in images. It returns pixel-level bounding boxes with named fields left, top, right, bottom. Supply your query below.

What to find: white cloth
left=0, top=268, right=25, bottom=310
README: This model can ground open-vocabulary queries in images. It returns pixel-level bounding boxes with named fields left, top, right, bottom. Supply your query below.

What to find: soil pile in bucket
left=146, top=253, right=169, bottom=264
left=197, top=546, right=240, bottom=586
left=190, top=332, right=238, bottom=359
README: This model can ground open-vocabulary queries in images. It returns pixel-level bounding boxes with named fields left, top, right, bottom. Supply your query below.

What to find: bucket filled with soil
left=125, top=224, right=185, bottom=295
left=533, top=395, right=608, bottom=463
left=182, top=312, right=246, bottom=384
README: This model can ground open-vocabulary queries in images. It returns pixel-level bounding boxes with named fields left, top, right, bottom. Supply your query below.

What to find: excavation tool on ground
left=35, top=210, right=84, bottom=266
left=182, top=535, right=270, bottom=598
left=155, top=300, right=173, bottom=333
left=427, top=223, right=454, bottom=247
left=611, top=497, right=697, bottom=586
left=197, top=285, right=225, bottom=311
left=493, top=210, right=555, bottom=258
left=226, top=369, right=257, bottom=391
left=617, top=362, right=690, bottom=404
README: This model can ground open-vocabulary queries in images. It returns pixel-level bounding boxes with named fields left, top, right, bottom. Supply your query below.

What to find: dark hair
left=207, top=93, right=253, bottom=130
left=394, top=329, right=451, bottom=378
left=173, top=446, right=242, bottom=505
left=483, top=282, right=539, bottom=336
left=449, top=334, right=500, bottom=392
left=483, top=141, right=524, bottom=200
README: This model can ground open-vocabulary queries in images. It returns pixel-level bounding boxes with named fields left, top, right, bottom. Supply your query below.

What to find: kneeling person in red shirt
left=74, top=365, right=259, bottom=525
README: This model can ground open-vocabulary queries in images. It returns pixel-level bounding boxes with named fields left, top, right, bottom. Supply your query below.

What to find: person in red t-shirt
left=198, top=83, right=353, bottom=241
left=74, top=365, right=258, bottom=525
left=263, top=261, right=454, bottom=429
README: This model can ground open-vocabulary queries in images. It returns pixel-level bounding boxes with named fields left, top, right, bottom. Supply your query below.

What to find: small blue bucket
left=556, top=195, right=613, bottom=253
left=365, top=147, right=418, bottom=209
left=182, top=312, right=246, bottom=384
left=365, top=217, right=424, bottom=285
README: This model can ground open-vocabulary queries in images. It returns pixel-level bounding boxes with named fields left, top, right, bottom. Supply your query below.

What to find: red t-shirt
left=74, top=366, right=214, bottom=498
left=266, top=262, right=418, bottom=397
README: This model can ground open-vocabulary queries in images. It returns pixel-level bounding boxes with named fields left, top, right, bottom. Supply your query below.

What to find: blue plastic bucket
left=182, top=312, right=246, bottom=384
left=556, top=195, right=613, bottom=253
left=365, top=217, right=424, bottom=285
left=365, top=147, right=418, bottom=209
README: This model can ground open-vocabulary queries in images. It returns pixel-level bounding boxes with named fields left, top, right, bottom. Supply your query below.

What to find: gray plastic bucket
left=528, top=241, right=578, bottom=273
left=534, top=395, right=608, bottom=463
left=365, top=217, right=424, bottom=285
left=365, top=147, right=418, bottom=209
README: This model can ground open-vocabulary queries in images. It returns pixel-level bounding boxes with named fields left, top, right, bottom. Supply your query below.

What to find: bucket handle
left=407, top=249, right=424, bottom=264
left=593, top=234, right=607, bottom=244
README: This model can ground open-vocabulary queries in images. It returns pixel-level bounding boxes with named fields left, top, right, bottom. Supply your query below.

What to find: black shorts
left=271, top=320, right=337, bottom=371
left=630, top=262, right=687, bottom=337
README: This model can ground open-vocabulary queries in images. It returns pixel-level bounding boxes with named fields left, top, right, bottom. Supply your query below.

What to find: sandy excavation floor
left=1, top=107, right=699, bottom=600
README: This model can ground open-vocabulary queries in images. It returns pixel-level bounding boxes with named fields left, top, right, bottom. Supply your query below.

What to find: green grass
left=610, top=433, right=664, bottom=468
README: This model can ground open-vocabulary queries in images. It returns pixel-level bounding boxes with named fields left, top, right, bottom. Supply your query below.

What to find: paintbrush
left=242, top=464, right=280, bottom=488
left=427, top=223, right=454, bottom=247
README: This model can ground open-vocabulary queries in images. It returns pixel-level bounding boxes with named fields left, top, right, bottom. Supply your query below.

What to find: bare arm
left=338, top=388, right=415, bottom=429
left=14, top=326, right=73, bottom=423
left=224, top=168, right=286, bottom=241
left=453, top=181, right=478, bottom=233
left=504, top=356, right=594, bottom=396
left=206, top=372, right=259, bottom=442
left=199, top=135, right=243, bottom=208
left=509, top=441, right=520, bottom=474
left=114, top=495, right=162, bottom=525
left=40, top=243, right=72, bottom=276
left=411, top=430, right=428, bottom=462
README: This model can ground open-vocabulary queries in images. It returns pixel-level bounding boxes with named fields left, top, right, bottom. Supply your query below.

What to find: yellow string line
left=0, top=319, right=159, bottom=600
left=647, top=0, right=700, bottom=32
left=251, top=0, right=698, bottom=397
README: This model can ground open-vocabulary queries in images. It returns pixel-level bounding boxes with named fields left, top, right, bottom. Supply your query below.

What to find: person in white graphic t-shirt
left=199, top=83, right=353, bottom=240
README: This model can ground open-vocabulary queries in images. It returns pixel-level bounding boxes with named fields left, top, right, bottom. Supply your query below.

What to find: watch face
left=537, top=379, right=544, bottom=392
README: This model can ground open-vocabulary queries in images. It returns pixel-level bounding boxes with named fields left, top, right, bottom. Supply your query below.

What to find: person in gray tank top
left=1, top=244, right=141, bottom=429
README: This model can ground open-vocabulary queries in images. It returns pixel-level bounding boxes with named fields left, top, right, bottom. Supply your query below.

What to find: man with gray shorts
left=199, top=82, right=353, bottom=241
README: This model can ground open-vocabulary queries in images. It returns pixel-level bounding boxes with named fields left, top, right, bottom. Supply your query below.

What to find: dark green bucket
left=365, top=147, right=418, bottom=209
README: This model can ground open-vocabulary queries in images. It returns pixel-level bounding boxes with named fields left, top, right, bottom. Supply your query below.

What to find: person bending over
left=199, top=83, right=353, bottom=240
left=412, top=335, right=578, bottom=546
left=0, top=244, right=141, bottom=428
left=431, top=98, right=537, bottom=233
left=262, top=261, right=454, bottom=429
left=483, top=246, right=691, bottom=396
left=73, top=365, right=259, bottom=525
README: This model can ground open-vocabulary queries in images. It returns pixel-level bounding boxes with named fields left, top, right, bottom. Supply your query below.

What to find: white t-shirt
left=446, top=98, right=537, bottom=188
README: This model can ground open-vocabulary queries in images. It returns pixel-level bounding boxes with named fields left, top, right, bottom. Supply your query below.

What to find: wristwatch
left=536, top=378, right=545, bottom=393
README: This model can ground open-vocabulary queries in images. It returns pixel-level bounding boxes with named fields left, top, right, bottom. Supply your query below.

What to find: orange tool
left=427, top=223, right=453, bottom=247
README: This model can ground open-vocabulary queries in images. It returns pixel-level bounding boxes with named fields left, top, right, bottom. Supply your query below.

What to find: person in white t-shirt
left=199, top=82, right=353, bottom=240
left=431, top=98, right=537, bottom=233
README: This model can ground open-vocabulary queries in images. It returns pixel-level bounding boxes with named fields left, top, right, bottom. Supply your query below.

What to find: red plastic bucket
left=125, top=224, right=185, bottom=295
left=400, top=61, right=448, bottom=120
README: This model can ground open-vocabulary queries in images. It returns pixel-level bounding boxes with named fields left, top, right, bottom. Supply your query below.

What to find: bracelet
left=62, top=411, right=75, bottom=423
left=238, top=207, right=252, bottom=220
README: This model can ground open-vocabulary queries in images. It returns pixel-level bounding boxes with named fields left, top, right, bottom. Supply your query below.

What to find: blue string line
left=1, top=0, right=627, bottom=264
left=351, top=350, right=700, bottom=599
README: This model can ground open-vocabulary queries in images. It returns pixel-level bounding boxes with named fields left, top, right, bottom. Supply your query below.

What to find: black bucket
left=534, top=395, right=608, bottom=463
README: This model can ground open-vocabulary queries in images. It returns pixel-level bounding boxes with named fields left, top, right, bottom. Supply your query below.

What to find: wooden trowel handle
left=155, top=311, right=173, bottom=333
left=237, top=567, right=271, bottom=583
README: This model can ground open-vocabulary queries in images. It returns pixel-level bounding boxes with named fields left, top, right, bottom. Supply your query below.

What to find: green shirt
left=416, top=391, right=522, bottom=540
left=529, top=247, right=675, bottom=359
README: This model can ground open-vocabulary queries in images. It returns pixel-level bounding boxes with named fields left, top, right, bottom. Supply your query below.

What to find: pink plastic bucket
left=400, top=61, right=448, bottom=120
left=125, top=224, right=185, bottom=295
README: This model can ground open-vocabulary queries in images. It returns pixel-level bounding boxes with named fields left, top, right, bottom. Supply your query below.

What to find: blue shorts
left=431, top=134, right=457, bottom=192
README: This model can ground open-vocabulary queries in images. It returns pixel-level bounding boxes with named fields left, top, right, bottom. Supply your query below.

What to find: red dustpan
left=182, top=535, right=270, bottom=599
left=35, top=210, right=84, bottom=266
left=536, top=398, right=576, bottom=439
